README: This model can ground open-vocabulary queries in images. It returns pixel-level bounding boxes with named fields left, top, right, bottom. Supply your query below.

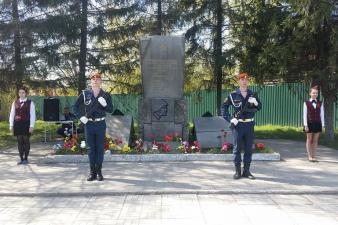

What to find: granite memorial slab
left=106, top=115, right=133, bottom=146
left=194, top=117, right=233, bottom=148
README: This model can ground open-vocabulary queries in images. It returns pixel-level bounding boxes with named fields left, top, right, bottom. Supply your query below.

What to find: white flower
left=80, top=141, right=86, bottom=148
left=105, top=150, right=111, bottom=155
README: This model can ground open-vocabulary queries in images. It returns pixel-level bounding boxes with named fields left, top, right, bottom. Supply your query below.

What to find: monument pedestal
left=139, top=36, right=188, bottom=142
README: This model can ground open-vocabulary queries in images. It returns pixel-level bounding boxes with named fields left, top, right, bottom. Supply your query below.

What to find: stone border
left=40, top=153, right=280, bottom=163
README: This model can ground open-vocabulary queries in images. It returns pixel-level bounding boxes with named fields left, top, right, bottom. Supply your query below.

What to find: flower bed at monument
left=51, top=133, right=274, bottom=155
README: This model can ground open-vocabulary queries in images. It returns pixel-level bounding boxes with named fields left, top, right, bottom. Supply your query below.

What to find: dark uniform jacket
left=221, top=88, right=262, bottom=123
left=73, top=89, right=113, bottom=119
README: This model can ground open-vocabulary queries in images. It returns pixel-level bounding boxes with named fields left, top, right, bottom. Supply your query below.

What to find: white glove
left=98, top=97, right=107, bottom=107
left=80, top=116, right=89, bottom=124
left=248, top=97, right=258, bottom=106
left=230, top=118, right=238, bottom=126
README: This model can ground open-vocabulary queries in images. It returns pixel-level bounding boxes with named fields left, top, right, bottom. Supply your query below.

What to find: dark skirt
left=14, top=120, right=30, bottom=136
left=305, top=122, right=322, bottom=133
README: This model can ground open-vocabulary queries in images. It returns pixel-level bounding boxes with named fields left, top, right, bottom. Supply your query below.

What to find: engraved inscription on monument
left=144, top=59, right=178, bottom=98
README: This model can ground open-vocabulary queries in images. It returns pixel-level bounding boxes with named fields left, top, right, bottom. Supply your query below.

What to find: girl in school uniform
left=9, top=86, right=36, bottom=164
left=303, top=86, right=324, bottom=162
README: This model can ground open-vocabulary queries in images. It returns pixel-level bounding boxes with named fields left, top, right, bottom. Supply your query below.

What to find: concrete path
left=1, top=139, right=338, bottom=225
left=0, top=139, right=338, bottom=195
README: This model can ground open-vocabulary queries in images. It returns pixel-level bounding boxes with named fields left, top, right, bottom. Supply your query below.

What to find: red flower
left=163, top=144, right=171, bottom=152
left=256, top=143, right=265, bottom=149
left=165, top=134, right=173, bottom=142
left=193, top=141, right=202, bottom=152
left=222, top=142, right=228, bottom=152
left=148, top=133, right=155, bottom=139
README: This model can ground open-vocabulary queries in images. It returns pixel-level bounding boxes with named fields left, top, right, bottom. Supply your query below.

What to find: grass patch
left=0, top=121, right=59, bottom=149
left=255, top=124, right=338, bottom=150
left=255, top=125, right=304, bottom=140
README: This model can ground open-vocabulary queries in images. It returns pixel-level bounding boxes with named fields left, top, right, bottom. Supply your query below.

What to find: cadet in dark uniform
left=221, top=73, right=262, bottom=179
left=73, top=72, right=113, bottom=181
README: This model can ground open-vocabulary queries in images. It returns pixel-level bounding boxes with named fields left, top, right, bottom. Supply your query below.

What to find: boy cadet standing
left=73, top=72, right=113, bottom=181
left=222, top=73, right=262, bottom=179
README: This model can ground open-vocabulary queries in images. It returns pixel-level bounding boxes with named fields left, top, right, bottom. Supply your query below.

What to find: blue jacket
left=73, top=89, right=113, bottom=119
left=221, top=88, right=262, bottom=123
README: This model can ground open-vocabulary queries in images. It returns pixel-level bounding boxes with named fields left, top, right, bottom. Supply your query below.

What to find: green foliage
left=255, top=124, right=338, bottom=149
left=229, top=0, right=338, bottom=139
left=255, top=125, right=305, bottom=139
left=0, top=120, right=59, bottom=149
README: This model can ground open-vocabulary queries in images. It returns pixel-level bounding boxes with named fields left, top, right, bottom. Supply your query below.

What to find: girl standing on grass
left=303, top=86, right=325, bottom=162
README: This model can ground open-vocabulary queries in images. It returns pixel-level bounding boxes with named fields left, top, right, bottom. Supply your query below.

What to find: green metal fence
left=30, top=83, right=338, bottom=128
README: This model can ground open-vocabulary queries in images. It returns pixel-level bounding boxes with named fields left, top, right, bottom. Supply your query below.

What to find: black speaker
left=43, top=98, right=60, bottom=121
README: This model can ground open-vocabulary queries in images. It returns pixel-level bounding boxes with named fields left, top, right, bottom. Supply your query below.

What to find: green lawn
left=255, top=125, right=338, bottom=150
left=0, top=121, right=59, bottom=149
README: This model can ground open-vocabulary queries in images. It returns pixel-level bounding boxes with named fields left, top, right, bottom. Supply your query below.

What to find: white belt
left=238, top=118, right=254, bottom=122
left=88, top=117, right=105, bottom=122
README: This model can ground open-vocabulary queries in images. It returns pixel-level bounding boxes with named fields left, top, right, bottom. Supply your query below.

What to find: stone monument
left=194, top=117, right=234, bottom=148
left=106, top=114, right=133, bottom=146
left=139, top=36, right=188, bottom=142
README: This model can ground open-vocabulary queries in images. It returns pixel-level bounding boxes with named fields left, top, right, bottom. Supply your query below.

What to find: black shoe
left=17, top=160, right=24, bottom=165
left=87, top=164, right=97, bottom=181
left=87, top=173, right=97, bottom=181
left=242, top=170, right=255, bottom=180
left=233, top=166, right=241, bottom=179
left=22, top=159, right=28, bottom=164
left=96, top=164, right=104, bottom=181
left=97, top=174, right=104, bottom=181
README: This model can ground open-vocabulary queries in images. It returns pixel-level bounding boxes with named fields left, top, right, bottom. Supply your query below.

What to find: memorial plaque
left=194, top=117, right=233, bottom=148
left=106, top=115, right=133, bottom=146
left=151, top=98, right=174, bottom=122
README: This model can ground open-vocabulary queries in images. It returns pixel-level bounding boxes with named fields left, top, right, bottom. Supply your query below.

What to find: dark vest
left=14, top=99, right=31, bottom=122
left=305, top=100, right=321, bottom=123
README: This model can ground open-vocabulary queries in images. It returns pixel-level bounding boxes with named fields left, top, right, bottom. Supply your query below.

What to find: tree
left=286, top=0, right=338, bottom=140
left=229, top=0, right=338, bottom=140
left=0, top=0, right=37, bottom=91
left=0, top=0, right=78, bottom=93
left=35, top=0, right=145, bottom=94
left=177, top=0, right=230, bottom=116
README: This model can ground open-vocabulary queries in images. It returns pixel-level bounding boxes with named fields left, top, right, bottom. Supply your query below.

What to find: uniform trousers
left=85, top=120, right=106, bottom=166
left=232, top=121, right=255, bottom=166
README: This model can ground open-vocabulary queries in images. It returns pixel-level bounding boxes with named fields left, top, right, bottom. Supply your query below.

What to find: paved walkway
left=1, top=139, right=338, bottom=195
left=1, top=139, right=338, bottom=224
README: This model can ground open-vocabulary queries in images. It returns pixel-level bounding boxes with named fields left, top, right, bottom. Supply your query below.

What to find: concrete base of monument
left=40, top=153, right=280, bottom=163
